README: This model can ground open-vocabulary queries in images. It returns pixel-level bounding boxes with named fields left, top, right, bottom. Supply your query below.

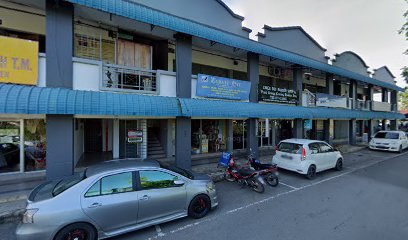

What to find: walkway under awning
left=0, top=84, right=181, bottom=117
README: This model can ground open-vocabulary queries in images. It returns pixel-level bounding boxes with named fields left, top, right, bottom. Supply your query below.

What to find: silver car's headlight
left=22, top=209, right=38, bottom=224
left=206, top=181, right=215, bottom=191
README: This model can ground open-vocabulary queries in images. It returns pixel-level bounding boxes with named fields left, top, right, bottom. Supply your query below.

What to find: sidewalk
left=0, top=144, right=368, bottom=224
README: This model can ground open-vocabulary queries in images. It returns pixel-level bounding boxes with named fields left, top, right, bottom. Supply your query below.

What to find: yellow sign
left=0, top=36, right=38, bottom=85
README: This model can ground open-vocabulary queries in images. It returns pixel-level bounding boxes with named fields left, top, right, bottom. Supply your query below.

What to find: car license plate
left=281, top=154, right=292, bottom=160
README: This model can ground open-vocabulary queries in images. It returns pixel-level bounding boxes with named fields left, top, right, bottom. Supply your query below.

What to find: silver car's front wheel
left=188, top=194, right=211, bottom=219
left=54, top=223, right=96, bottom=240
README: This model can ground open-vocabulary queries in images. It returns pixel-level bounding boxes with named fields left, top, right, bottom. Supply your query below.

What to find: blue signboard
left=196, top=74, right=251, bottom=101
left=304, top=119, right=312, bottom=130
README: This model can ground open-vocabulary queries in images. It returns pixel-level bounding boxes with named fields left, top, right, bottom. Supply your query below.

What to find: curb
left=0, top=208, right=24, bottom=224
left=0, top=195, right=27, bottom=204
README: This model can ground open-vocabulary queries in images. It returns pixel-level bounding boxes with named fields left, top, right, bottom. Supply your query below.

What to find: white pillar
left=19, top=119, right=25, bottom=173
left=113, top=119, right=119, bottom=159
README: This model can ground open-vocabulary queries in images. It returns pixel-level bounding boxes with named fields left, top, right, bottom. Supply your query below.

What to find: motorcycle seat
left=238, top=167, right=255, bottom=176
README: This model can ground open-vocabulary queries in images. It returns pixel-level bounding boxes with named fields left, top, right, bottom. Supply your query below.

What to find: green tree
left=400, top=88, right=408, bottom=110
left=400, top=0, right=408, bottom=83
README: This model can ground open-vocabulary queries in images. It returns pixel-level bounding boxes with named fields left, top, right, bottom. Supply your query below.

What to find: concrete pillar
left=293, top=67, right=303, bottom=105
left=46, top=115, right=74, bottom=180
left=382, top=88, right=389, bottom=103
left=323, top=120, right=331, bottom=143
left=293, top=119, right=303, bottom=139
left=390, top=120, right=398, bottom=130
left=390, top=90, right=398, bottom=112
left=226, top=120, right=233, bottom=152
left=349, top=119, right=357, bottom=145
left=293, top=67, right=304, bottom=139
left=324, top=73, right=334, bottom=143
left=349, top=80, right=357, bottom=109
left=367, top=120, right=374, bottom=141
left=46, top=0, right=73, bottom=88
left=247, top=52, right=260, bottom=157
left=175, top=118, right=192, bottom=170
left=175, top=33, right=192, bottom=169
left=113, top=119, right=120, bottom=159
left=325, top=73, right=334, bottom=95
left=175, top=33, right=192, bottom=99
left=45, top=0, right=74, bottom=180
left=367, top=84, right=374, bottom=110
left=247, top=118, right=258, bottom=157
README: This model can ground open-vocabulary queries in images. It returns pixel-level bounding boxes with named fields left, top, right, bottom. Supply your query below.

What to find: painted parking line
left=279, top=181, right=299, bottom=190
left=143, top=150, right=408, bottom=240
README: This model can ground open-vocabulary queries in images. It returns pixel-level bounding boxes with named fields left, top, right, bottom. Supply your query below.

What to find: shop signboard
left=127, top=129, right=143, bottom=143
left=196, top=74, right=251, bottom=101
left=316, top=93, right=349, bottom=109
left=258, top=85, right=298, bottom=104
left=304, top=119, right=312, bottom=130
left=0, top=36, right=38, bottom=85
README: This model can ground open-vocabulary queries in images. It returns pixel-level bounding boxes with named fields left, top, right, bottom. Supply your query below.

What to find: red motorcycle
left=247, top=153, right=279, bottom=187
left=222, top=154, right=265, bottom=193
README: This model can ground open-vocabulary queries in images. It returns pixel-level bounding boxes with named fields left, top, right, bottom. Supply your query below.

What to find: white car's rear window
left=278, top=142, right=302, bottom=154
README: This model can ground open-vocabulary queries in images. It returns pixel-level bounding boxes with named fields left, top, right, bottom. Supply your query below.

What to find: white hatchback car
left=369, top=131, right=408, bottom=153
left=272, top=139, right=343, bottom=179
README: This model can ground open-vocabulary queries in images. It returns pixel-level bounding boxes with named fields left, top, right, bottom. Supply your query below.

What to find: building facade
left=0, top=0, right=404, bottom=179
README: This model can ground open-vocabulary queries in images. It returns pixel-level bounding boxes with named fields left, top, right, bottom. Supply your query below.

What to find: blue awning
left=179, top=98, right=405, bottom=120
left=308, top=107, right=405, bottom=120
left=65, top=0, right=404, bottom=92
left=0, top=84, right=181, bottom=117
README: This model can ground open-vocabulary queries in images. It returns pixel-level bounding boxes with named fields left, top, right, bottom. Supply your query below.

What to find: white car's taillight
left=22, top=209, right=38, bottom=224
left=301, top=147, right=306, bottom=161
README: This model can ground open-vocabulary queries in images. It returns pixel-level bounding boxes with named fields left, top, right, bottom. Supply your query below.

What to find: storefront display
left=0, top=119, right=46, bottom=174
left=191, top=119, right=226, bottom=155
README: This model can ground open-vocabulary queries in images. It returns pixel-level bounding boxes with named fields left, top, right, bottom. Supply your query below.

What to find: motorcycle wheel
left=265, top=173, right=279, bottom=187
left=250, top=178, right=265, bottom=193
left=224, top=172, right=235, bottom=182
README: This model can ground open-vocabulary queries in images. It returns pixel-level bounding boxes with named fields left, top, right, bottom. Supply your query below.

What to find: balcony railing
left=355, top=99, right=371, bottom=111
left=101, top=63, right=157, bottom=94
left=372, top=101, right=391, bottom=112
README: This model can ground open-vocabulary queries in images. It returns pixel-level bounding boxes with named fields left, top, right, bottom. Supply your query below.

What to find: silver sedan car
left=16, top=159, right=218, bottom=240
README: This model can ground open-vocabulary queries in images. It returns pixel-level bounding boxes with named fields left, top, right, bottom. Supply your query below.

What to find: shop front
left=191, top=119, right=228, bottom=155
left=0, top=118, right=46, bottom=175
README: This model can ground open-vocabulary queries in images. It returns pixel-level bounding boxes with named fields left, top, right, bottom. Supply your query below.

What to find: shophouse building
left=0, top=0, right=404, bottom=180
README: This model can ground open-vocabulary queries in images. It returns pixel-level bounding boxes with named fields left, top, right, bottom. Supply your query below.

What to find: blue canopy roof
left=0, top=84, right=181, bottom=117
left=0, top=84, right=403, bottom=120
left=179, top=98, right=404, bottom=120
left=65, top=0, right=404, bottom=92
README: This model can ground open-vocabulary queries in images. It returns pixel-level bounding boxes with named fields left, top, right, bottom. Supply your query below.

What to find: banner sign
left=127, top=129, right=143, bottom=143
left=0, top=36, right=38, bottom=85
left=258, top=85, right=298, bottom=104
left=316, top=93, right=348, bottom=109
left=304, top=119, right=312, bottom=130
left=196, top=74, right=251, bottom=101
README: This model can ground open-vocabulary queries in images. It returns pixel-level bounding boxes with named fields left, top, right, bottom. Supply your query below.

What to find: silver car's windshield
left=160, top=164, right=194, bottom=179
left=374, top=132, right=399, bottom=139
left=52, top=171, right=86, bottom=196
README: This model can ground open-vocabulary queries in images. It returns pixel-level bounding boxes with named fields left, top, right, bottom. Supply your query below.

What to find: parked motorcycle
left=247, top=152, right=279, bottom=187
left=219, top=152, right=265, bottom=193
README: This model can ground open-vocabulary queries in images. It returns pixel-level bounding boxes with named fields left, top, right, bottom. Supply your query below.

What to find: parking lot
left=1, top=148, right=408, bottom=240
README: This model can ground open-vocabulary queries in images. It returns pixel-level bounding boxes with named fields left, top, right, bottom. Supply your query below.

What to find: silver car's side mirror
left=174, top=180, right=185, bottom=186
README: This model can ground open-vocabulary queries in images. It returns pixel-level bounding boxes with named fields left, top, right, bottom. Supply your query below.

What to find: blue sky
left=223, top=0, right=408, bottom=88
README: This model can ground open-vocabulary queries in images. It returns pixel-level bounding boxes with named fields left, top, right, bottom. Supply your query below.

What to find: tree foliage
left=399, top=88, right=408, bottom=110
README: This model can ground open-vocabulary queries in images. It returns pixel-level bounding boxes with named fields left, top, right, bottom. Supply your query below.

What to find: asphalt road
left=1, top=149, right=408, bottom=240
